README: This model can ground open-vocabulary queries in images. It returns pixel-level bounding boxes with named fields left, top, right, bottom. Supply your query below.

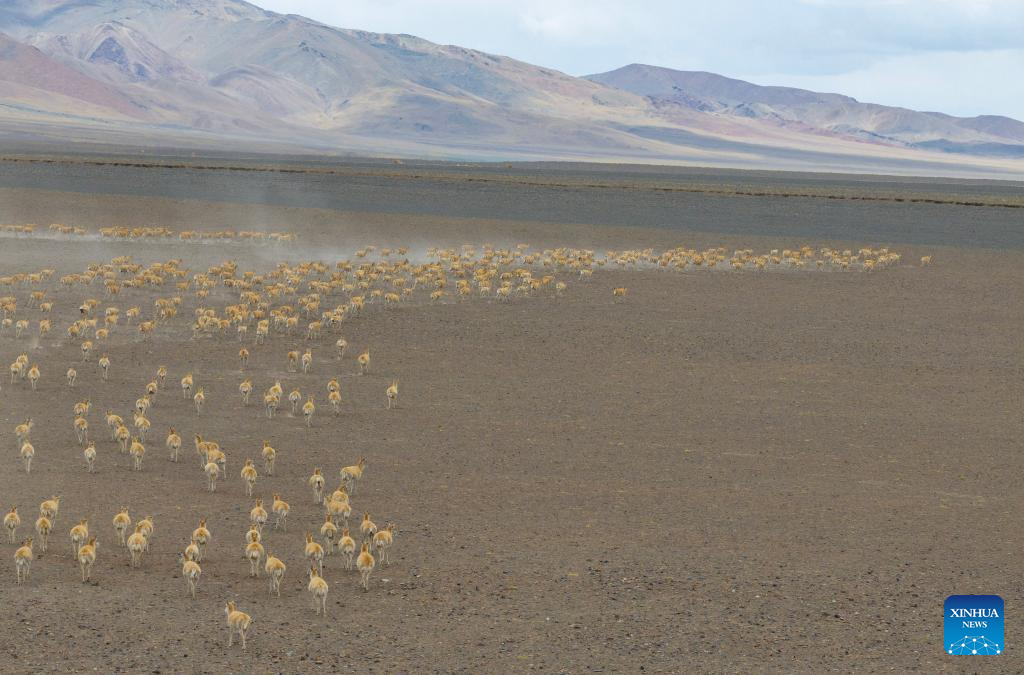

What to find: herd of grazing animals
left=0, top=236, right=918, bottom=649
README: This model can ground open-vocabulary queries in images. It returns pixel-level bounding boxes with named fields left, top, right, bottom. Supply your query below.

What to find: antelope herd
left=0, top=232, right=921, bottom=650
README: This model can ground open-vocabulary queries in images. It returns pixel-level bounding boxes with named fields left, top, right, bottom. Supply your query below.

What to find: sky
left=257, top=0, right=1024, bottom=120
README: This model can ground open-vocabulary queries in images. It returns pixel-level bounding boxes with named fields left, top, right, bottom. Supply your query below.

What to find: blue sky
left=258, top=0, right=1024, bottom=120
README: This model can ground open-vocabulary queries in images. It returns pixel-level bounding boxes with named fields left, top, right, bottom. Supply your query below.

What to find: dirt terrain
left=0, top=164, right=1021, bottom=673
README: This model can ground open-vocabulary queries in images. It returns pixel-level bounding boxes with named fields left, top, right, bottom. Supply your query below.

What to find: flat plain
left=0, top=156, right=1021, bottom=672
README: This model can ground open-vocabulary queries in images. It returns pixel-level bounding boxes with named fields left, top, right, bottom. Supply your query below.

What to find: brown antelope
left=302, top=396, right=315, bottom=427
left=19, top=441, right=34, bottom=473
left=14, top=537, right=33, bottom=584
left=340, top=458, right=366, bottom=494
left=320, top=513, right=338, bottom=555
left=264, top=552, right=286, bottom=597
left=192, top=520, right=211, bottom=561
left=4, top=507, right=20, bottom=543
left=308, top=468, right=325, bottom=504
left=386, top=380, right=399, bottom=409
left=239, top=379, right=253, bottom=405
left=241, top=459, right=258, bottom=496
left=112, top=507, right=131, bottom=547
left=224, top=601, right=252, bottom=650
left=373, top=523, right=396, bottom=566
left=69, top=519, right=89, bottom=556
left=356, top=541, right=375, bottom=590
left=357, top=349, right=370, bottom=375
left=179, top=552, right=201, bottom=599
left=307, top=566, right=329, bottom=615
left=250, top=499, right=268, bottom=532
left=166, top=428, right=182, bottom=462
left=260, top=441, right=276, bottom=476
left=339, top=528, right=356, bottom=569
left=34, top=515, right=52, bottom=552
left=245, top=540, right=264, bottom=577
left=78, top=537, right=98, bottom=582
left=272, top=494, right=290, bottom=531
left=84, top=442, right=97, bottom=472
left=304, top=532, right=324, bottom=575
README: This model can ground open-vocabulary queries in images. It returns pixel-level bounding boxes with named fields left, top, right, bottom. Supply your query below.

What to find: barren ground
left=0, top=167, right=1021, bottom=673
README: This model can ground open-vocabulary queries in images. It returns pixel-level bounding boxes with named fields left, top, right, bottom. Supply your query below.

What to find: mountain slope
left=586, top=64, right=1024, bottom=153
left=0, top=0, right=1021, bottom=177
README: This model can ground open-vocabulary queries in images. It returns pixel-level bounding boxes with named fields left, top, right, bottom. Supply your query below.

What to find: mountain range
left=0, top=0, right=1022, bottom=177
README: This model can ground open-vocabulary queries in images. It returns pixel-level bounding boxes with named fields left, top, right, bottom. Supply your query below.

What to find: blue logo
left=945, top=595, right=1003, bottom=655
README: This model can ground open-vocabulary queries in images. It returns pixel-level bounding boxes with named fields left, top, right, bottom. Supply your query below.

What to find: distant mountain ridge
left=586, top=64, right=1024, bottom=153
left=0, top=0, right=1021, bottom=177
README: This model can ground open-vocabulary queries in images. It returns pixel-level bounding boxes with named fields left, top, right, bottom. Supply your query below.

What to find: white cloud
left=257, top=0, right=1024, bottom=119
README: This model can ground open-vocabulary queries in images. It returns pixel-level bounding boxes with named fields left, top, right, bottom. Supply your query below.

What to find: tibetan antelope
left=166, top=428, right=182, bottom=462
left=193, top=388, right=205, bottom=414
left=304, top=532, right=324, bottom=575
left=373, top=523, right=396, bottom=566
left=84, top=442, right=96, bottom=472
left=308, top=567, right=329, bottom=615
left=224, top=601, right=252, bottom=650
left=339, top=528, right=356, bottom=569
left=78, top=537, right=98, bottom=582
left=250, top=499, right=268, bottom=532
left=27, top=364, right=39, bottom=390
left=137, top=516, right=154, bottom=551
left=192, top=520, right=211, bottom=561
left=66, top=367, right=77, bottom=387
left=340, top=458, right=366, bottom=494
left=74, top=417, right=88, bottom=444
left=15, top=418, right=33, bottom=444
left=320, top=513, right=337, bottom=555
left=360, top=512, right=378, bottom=542
left=261, top=441, right=276, bottom=475
left=20, top=441, right=34, bottom=473
left=308, top=468, right=325, bottom=504
left=302, top=396, right=315, bottom=427
left=245, top=524, right=261, bottom=546
left=245, top=540, right=264, bottom=577
left=265, top=553, right=286, bottom=597
left=239, top=379, right=253, bottom=405
left=239, top=347, right=249, bottom=367
left=4, top=507, right=20, bottom=543
left=301, top=349, right=312, bottom=374
left=40, top=496, right=60, bottom=521
left=69, top=519, right=89, bottom=556
left=357, top=349, right=370, bottom=375
left=126, top=524, right=147, bottom=566
left=98, top=355, right=110, bottom=380
left=335, top=338, right=347, bottom=358
left=14, top=538, right=33, bottom=584
left=240, top=459, right=258, bottom=496
left=356, top=541, right=375, bottom=590
left=35, top=515, right=52, bottom=552
left=179, top=552, right=201, bottom=599
left=272, top=494, right=289, bottom=531
left=288, top=389, right=302, bottom=415
left=129, top=438, right=146, bottom=471
left=386, top=380, right=399, bottom=409
left=181, top=373, right=193, bottom=399
left=112, top=507, right=131, bottom=547
left=205, top=461, right=220, bottom=491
